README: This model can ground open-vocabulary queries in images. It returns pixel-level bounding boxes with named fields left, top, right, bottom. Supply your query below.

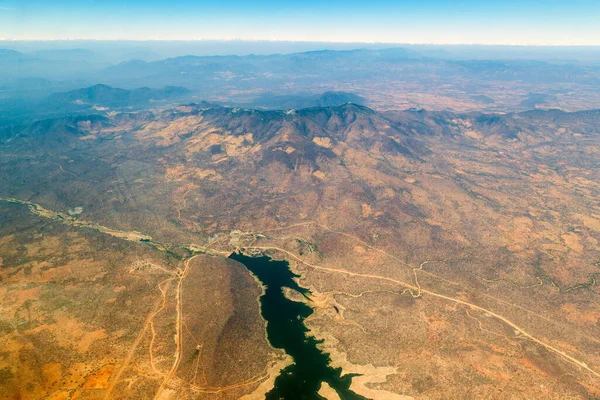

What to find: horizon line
left=1, top=38, right=600, bottom=47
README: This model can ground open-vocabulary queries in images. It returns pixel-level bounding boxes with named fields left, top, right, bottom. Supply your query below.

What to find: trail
left=176, top=187, right=195, bottom=221
left=104, top=276, right=176, bottom=400
left=464, top=308, right=506, bottom=338
left=153, top=254, right=200, bottom=400
left=49, top=161, right=99, bottom=182
left=50, top=162, right=79, bottom=179
left=188, top=373, right=269, bottom=394
left=246, top=245, right=600, bottom=381
left=149, top=277, right=178, bottom=375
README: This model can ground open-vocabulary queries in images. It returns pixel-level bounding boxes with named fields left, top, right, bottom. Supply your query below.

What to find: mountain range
left=1, top=45, right=600, bottom=399
left=2, top=47, right=600, bottom=113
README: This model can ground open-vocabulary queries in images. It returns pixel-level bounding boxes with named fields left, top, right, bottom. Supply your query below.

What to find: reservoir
left=229, top=252, right=366, bottom=400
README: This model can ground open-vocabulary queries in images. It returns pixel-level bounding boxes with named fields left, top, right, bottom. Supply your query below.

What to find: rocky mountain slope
left=1, top=103, right=600, bottom=399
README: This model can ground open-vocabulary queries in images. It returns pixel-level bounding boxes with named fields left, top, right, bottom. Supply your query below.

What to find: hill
left=46, top=84, right=191, bottom=109
left=1, top=103, right=600, bottom=399
left=247, top=91, right=367, bottom=109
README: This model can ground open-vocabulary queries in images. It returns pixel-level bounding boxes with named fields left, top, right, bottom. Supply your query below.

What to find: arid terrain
left=1, top=102, right=600, bottom=399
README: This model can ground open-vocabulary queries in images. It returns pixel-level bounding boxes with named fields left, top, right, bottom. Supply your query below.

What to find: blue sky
left=0, top=0, right=598, bottom=45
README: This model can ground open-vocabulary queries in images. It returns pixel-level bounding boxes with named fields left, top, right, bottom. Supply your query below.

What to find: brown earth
left=1, top=104, right=600, bottom=398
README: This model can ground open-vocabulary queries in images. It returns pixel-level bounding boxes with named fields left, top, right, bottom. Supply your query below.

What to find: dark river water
left=229, top=252, right=366, bottom=400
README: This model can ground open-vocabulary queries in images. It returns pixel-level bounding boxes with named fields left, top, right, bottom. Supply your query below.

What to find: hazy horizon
left=1, top=0, right=599, bottom=45
left=2, top=40, right=600, bottom=65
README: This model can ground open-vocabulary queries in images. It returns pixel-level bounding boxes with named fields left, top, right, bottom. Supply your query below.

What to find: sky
left=0, top=0, right=599, bottom=45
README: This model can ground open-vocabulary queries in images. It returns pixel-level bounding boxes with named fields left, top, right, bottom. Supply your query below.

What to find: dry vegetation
left=1, top=104, right=600, bottom=398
